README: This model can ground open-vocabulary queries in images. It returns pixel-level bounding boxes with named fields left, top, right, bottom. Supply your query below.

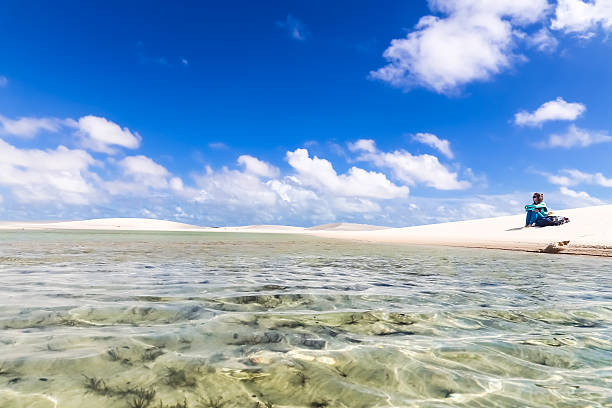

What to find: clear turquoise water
left=0, top=231, right=611, bottom=407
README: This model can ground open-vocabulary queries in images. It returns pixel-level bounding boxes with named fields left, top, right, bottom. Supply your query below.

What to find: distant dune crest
left=0, top=218, right=386, bottom=232
left=307, top=223, right=389, bottom=231
left=1, top=205, right=611, bottom=256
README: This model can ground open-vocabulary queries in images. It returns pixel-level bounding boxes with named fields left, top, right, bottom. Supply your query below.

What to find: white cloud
left=0, top=115, right=63, bottom=138
left=370, top=0, right=550, bottom=94
left=276, top=15, right=310, bottom=41
left=0, top=76, right=7, bottom=88
left=189, top=166, right=326, bottom=226
left=514, top=97, right=586, bottom=126
left=105, top=155, right=173, bottom=194
left=169, top=177, right=184, bottom=191
left=193, top=167, right=285, bottom=208
left=76, top=115, right=141, bottom=153
left=237, top=155, right=280, bottom=178
left=401, top=193, right=517, bottom=224
left=526, top=28, right=559, bottom=52
left=552, top=0, right=612, bottom=36
left=120, top=155, right=168, bottom=178
left=286, top=148, right=409, bottom=199
left=559, top=186, right=604, bottom=204
left=539, top=125, right=612, bottom=148
left=0, top=138, right=97, bottom=204
left=189, top=156, right=403, bottom=226
left=427, top=0, right=550, bottom=22
left=351, top=139, right=470, bottom=190
left=120, top=155, right=169, bottom=188
left=546, top=173, right=576, bottom=186
left=0, top=113, right=162, bottom=206
left=412, top=132, right=454, bottom=159
left=547, top=169, right=612, bottom=187
left=0, top=114, right=144, bottom=155
left=347, top=139, right=376, bottom=153
left=0, top=110, right=488, bottom=226
left=179, top=149, right=416, bottom=225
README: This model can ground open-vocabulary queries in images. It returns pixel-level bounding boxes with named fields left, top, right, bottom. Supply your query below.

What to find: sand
left=1, top=205, right=611, bottom=256
left=307, top=222, right=390, bottom=231
left=310, top=205, right=612, bottom=257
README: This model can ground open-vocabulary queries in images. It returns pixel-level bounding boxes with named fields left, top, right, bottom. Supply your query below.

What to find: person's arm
left=536, top=202, right=548, bottom=217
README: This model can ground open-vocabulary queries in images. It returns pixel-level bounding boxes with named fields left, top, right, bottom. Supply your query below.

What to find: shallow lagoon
left=0, top=231, right=611, bottom=407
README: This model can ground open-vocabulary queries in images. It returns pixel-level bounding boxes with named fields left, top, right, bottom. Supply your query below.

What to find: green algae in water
left=0, top=230, right=611, bottom=407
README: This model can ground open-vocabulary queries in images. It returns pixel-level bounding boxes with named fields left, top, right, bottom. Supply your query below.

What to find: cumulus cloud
left=169, top=177, right=184, bottom=191
left=0, top=114, right=143, bottom=155
left=559, top=186, right=604, bottom=204
left=347, top=139, right=376, bottom=153
left=286, top=148, right=409, bottom=199
left=189, top=158, right=402, bottom=226
left=189, top=165, right=336, bottom=226
left=370, top=0, right=550, bottom=94
left=194, top=167, right=283, bottom=208
left=182, top=149, right=417, bottom=226
left=514, top=97, right=586, bottom=126
left=552, top=0, right=612, bottom=37
left=0, top=115, right=63, bottom=138
left=276, top=15, right=310, bottom=41
left=76, top=115, right=141, bottom=153
left=0, top=115, right=416, bottom=224
left=120, top=155, right=169, bottom=185
left=539, top=125, right=612, bottom=148
left=104, top=155, right=175, bottom=195
left=350, top=139, right=470, bottom=190
left=547, top=169, right=612, bottom=187
left=0, top=138, right=97, bottom=204
left=0, top=108, right=486, bottom=226
left=120, top=155, right=168, bottom=177
left=3, top=130, right=601, bottom=225
left=412, top=132, right=454, bottom=159
left=237, top=155, right=280, bottom=178
left=0, top=112, right=162, bottom=206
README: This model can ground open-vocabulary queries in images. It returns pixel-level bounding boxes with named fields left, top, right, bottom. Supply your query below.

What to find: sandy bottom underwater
left=0, top=231, right=611, bottom=408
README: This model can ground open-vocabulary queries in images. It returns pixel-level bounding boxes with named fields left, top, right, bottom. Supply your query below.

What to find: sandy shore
left=310, top=205, right=612, bottom=257
left=1, top=205, right=611, bottom=256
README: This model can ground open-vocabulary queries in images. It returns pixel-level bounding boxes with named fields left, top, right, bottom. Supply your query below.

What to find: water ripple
left=0, top=231, right=611, bottom=407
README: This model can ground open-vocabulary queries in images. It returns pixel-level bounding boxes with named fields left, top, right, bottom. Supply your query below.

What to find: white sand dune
left=0, top=218, right=203, bottom=231
left=1, top=205, right=611, bottom=256
left=307, top=223, right=390, bottom=231
left=206, top=225, right=306, bottom=233
left=309, top=205, right=612, bottom=256
left=215, top=223, right=386, bottom=232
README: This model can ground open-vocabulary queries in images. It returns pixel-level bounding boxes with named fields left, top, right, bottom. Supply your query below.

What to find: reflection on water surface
left=0, top=231, right=611, bottom=407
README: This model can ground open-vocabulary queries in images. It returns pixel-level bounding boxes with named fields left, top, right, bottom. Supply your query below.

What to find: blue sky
left=1, top=0, right=611, bottom=226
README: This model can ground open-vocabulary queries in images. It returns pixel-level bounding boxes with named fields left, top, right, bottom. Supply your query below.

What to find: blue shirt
left=525, top=202, right=548, bottom=217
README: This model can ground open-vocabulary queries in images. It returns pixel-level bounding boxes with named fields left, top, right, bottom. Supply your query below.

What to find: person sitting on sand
left=525, top=192, right=547, bottom=227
